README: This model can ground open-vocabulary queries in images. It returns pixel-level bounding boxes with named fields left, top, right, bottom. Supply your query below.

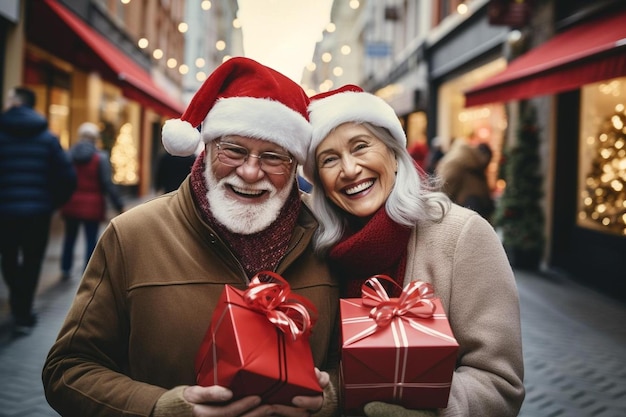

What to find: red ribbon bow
left=243, top=271, right=317, bottom=341
left=362, top=275, right=436, bottom=327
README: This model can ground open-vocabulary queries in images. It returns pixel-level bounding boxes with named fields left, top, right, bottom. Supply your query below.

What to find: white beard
left=203, top=159, right=295, bottom=235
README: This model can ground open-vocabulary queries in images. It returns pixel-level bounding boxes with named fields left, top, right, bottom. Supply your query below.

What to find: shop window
left=47, top=87, right=71, bottom=148
left=578, top=77, right=626, bottom=236
left=438, top=60, right=508, bottom=196
left=100, top=87, right=141, bottom=187
left=23, top=58, right=71, bottom=148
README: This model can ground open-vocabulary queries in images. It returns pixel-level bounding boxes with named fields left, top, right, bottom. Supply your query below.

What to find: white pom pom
left=162, top=119, right=201, bottom=156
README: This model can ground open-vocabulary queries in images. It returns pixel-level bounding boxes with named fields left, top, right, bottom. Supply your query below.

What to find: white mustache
left=218, top=174, right=276, bottom=196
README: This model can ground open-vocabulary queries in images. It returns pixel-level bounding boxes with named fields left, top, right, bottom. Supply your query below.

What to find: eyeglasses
left=215, top=141, right=294, bottom=175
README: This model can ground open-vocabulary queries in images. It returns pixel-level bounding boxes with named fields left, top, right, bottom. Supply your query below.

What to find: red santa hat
left=162, top=57, right=311, bottom=163
left=304, top=84, right=406, bottom=180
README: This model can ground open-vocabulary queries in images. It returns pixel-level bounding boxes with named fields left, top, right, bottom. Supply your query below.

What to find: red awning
left=28, top=0, right=185, bottom=118
left=464, top=8, right=626, bottom=107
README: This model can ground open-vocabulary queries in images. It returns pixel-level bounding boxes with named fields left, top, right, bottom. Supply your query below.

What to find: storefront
left=23, top=0, right=184, bottom=196
left=436, top=59, right=508, bottom=194
left=427, top=7, right=510, bottom=200
left=465, top=7, right=626, bottom=299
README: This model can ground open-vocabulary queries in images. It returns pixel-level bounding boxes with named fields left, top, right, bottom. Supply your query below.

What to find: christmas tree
left=580, top=105, right=626, bottom=235
left=110, top=123, right=139, bottom=185
left=494, top=102, right=545, bottom=269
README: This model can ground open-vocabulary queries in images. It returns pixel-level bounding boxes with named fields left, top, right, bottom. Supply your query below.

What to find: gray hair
left=77, top=122, right=100, bottom=142
left=309, top=122, right=451, bottom=255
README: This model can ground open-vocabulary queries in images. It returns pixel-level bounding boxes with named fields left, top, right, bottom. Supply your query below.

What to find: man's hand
left=184, top=385, right=271, bottom=416
left=270, top=368, right=329, bottom=416
left=184, top=368, right=329, bottom=417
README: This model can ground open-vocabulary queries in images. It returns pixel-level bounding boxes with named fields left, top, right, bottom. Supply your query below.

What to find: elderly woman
left=303, top=85, right=524, bottom=417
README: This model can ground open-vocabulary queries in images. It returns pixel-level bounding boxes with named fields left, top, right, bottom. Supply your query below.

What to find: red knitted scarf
left=189, top=152, right=301, bottom=278
left=329, top=207, right=412, bottom=297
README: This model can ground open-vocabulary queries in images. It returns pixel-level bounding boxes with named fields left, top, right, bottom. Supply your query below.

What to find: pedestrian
left=425, top=136, right=445, bottom=175
left=0, top=86, right=77, bottom=335
left=43, top=57, right=340, bottom=417
left=59, top=122, right=124, bottom=280
left=154, top=151, right=196, bottom=193
left=303, top=85, right=525, bottom=417
left=407, top=140, right=428, bottom=171
left=436, top=139, right=495, bottom=221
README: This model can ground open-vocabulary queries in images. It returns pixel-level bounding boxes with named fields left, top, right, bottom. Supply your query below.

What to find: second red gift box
left=340, top=275, right=459, bottom=415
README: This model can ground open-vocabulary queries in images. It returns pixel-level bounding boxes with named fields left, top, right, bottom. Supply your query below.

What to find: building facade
left=314, top=0, right=626, bottom=300
left=441, top=0, right=626, bottom=299
left=1, top=0, right=187, bottom=196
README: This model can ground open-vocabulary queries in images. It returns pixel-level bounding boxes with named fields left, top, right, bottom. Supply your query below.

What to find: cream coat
left=404, top=204, right=525, bottom=416
left=43, top=179, right=340, bottom=417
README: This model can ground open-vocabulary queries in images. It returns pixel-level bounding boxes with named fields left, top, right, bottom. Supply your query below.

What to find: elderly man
left=43, top=57, right=340, bottom=417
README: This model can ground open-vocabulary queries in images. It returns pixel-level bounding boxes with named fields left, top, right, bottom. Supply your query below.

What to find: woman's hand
left=364, top=401, right=437, bottom=417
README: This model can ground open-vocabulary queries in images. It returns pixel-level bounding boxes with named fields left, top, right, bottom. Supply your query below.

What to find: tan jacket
left=405, top=204, right=525, bottom=416
left=437, top=142, right=494, bottom=221
left=43, top=179, right=340, bottom=417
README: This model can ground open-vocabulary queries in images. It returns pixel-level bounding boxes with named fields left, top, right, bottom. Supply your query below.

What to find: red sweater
left=61, top=153, right=105, bottom=221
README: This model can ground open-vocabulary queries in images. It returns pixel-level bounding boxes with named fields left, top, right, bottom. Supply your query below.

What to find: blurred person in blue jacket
left=0, top=86, right=76, bottom=335
left=59, top=122, right=124, bottom=280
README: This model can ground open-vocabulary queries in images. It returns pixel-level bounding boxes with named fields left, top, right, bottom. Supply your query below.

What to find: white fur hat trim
left=201, top=96, right=311, bottom=164
left=304, top=91, right=406, bottom=180
left=162, top=119, right=201, bottom=157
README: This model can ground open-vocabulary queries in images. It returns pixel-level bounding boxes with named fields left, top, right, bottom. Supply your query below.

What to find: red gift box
left=195, top=271, right=322, bottom=405
left=340, top=276, right=459, bottom=414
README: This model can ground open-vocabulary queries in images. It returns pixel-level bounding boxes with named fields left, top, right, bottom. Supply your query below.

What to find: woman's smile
left=343, top=179, right=375, bottom=196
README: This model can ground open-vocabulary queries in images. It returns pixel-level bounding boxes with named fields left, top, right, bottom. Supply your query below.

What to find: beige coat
left=43, top=179, right=340, bottom=417
left=405, top=204, right=525, bottom=416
